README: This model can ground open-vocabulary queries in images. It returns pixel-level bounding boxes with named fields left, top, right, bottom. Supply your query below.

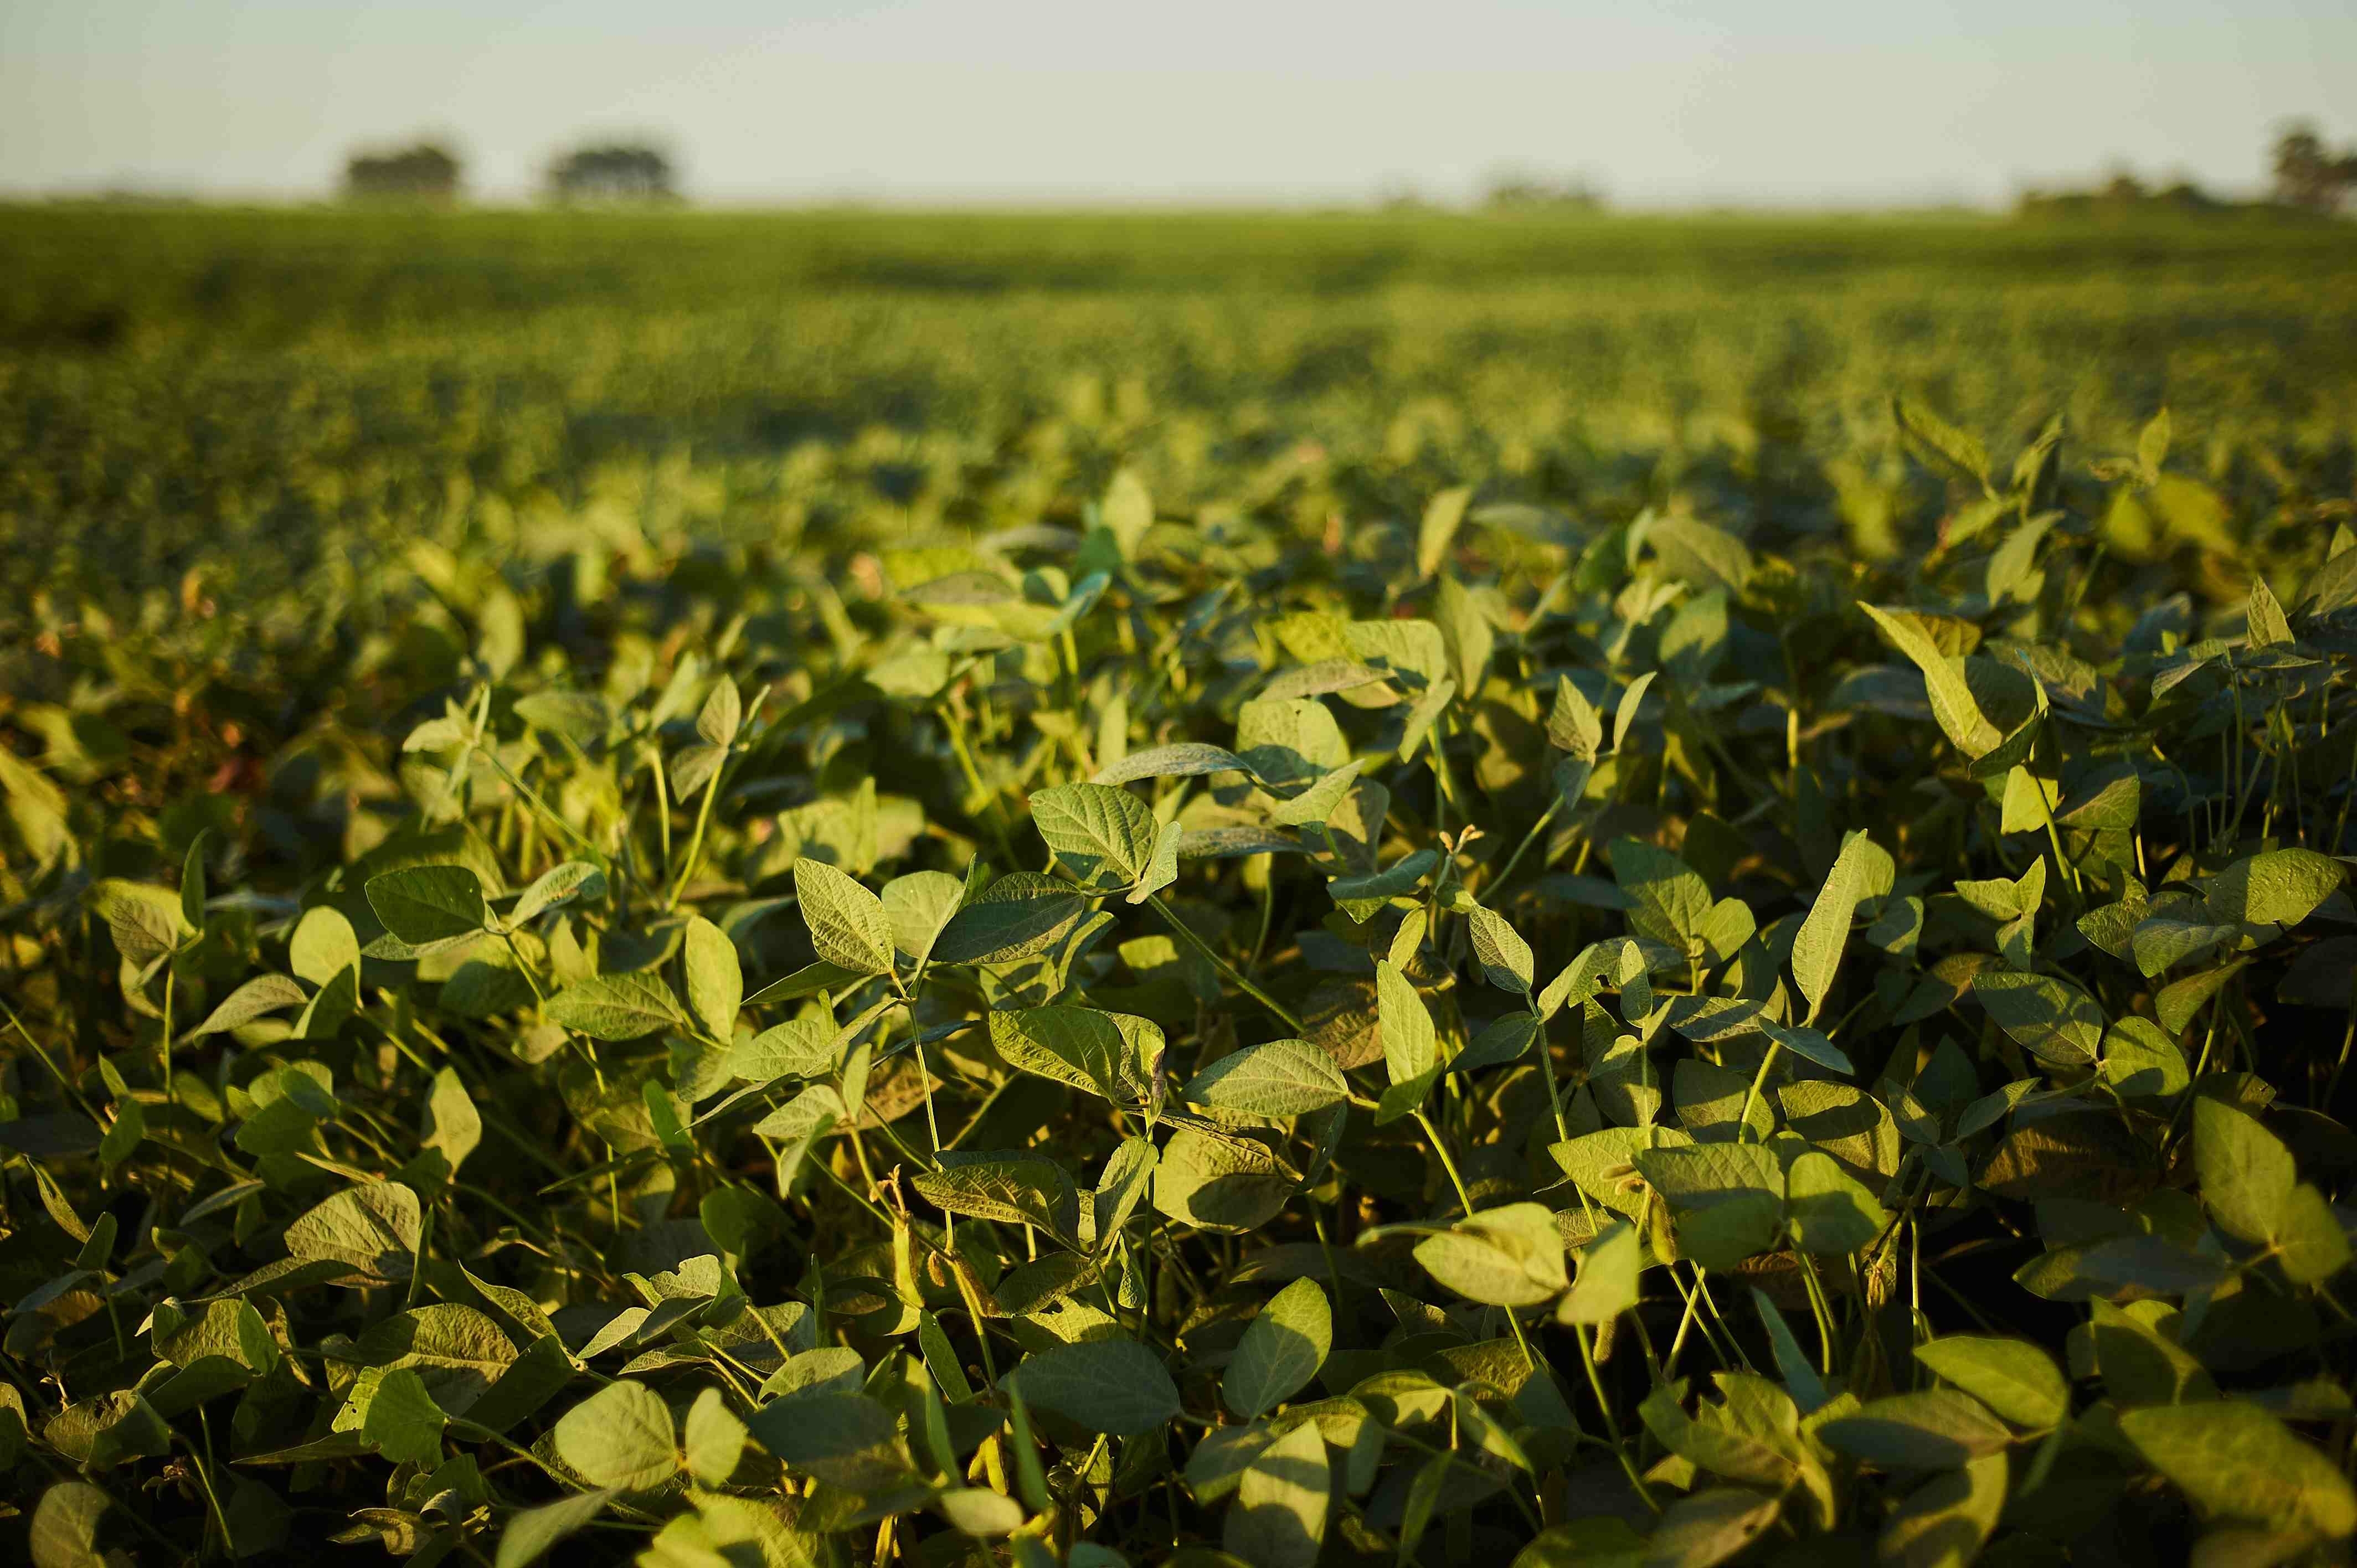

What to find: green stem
left=1488, top=793, right=1563, bottom=894
left=1146, top=894, right=1303, bottom=1031
left=666, top=760, right=725, bottom=912
left=1573, top=1321, right=1660, bottom=1513
left=1413, top=1107, right=1476, bottom=1220
left=159, top=963, right=176, bottom=1110
left=1733, top=1041, right=1782, bottom=1144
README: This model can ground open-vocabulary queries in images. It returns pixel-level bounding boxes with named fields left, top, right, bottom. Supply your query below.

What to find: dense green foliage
left=5, top=207, right=2357, bottom=1568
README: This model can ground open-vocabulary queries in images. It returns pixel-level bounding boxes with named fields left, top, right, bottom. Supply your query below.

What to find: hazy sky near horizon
left=6, top=0, right=2352, bottom=208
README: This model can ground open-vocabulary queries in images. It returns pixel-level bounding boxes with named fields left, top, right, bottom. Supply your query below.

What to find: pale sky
left=4, top=0, right=2351, bottom=208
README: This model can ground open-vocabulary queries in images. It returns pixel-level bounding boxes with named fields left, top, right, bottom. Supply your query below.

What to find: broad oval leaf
left=1186, top=1038, right=1349, bottom=1118
left=1003, top=1337, right=1182, bottom=1436
left=1029, top=781, right=1160, bottom=890
left=1223, top=1277, right=1332, bottom=1419
left=366, top=865, right=490, bottom=946
left=793, top=859, right=897, bottom=976
left=553, top=1380, right=677, bottom=1492
left=548, top=971, right=686, bottom=1040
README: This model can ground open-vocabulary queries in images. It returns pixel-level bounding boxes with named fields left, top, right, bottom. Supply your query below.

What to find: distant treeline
left=2018, top=122, right=2356, bottom=219
left=341, top=139, right=678, bottom=204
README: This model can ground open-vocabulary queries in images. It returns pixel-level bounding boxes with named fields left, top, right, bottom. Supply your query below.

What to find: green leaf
left=728, top=1017, right=833, bottom=1086
left=1457, top=1013, right=1538, bottom=1075
left=2248, top=576, right=2294, bottom=648
left=29, top=1482, right=114, bottom=1568
left=1879, top=1453, right=2007, bottom=1568
left=554, top=1380, right=677, bottom=1492
left=2119, top=1400, right=2357, bottom=1538
left=548, top=971, right=686, bottom=1040
left=1003, top=1337, right=1182, bottom=1436
left=935, top=1488, right=1026, bottom=1539
left=1911, top=1337, right=2068, bottom=1430
left=284, top=1182, right=421, bottom=1283
left=89, top=879, right=195, bottom=966
left=1792, top=829, right=1876, bottom=1024
left=2194, top=1096, right=2296, bottom=1246
left=697, top=676, right=742, bottom=749
left=744, top=1392, right=912, bottom=1490
left=289, top=905, right=361, bottom=987
left=740, top=959, right=870, bottom=1007
left=683, top=916, right=743, bottom=1041
left=1416, top=486, right=1473, bottom=579
left=1557, top=1219, right=1642, bottom=1326
left=1467, top=905, right=1534, bottom=994
left=2137, top=406, right=2173, bottom=480
left=1894, top=395, right=1991, bottom=489
left=511, top=861, right=604, bottom=926
left=512, top=690, right=611, bottom=743
left=989, top=1005, right=1156, bottom=1103
left=2157, top=961, right=2245, bottom=1035
left=495, top=1488, right=618, bottom=1568
left=1642, top=1488, right=1780, bottom=1568
left=1328, top=849, right=1439, bottom=921
left=792, top=859, right=896, bottom=976
left=2276, top=1183, right=2353, bottom=1285
left=1612, top=670, right=1656, bottom=755
left=2206, top=848, right=2344, bottom=929
left=2100, top=1017, right=2189, bottom=1100
left=187, top=973, right=310, bottom=1037
left=366, top=864, right=490, bottom=946
left=465, top=1335, right=575, bottom=1435
left=361, top=1366, right=446, bottom=1466
left=1092, top=741, right=1254, bottom=786
left=1222, top=1277, right=1332, bottom=1419
left=1757, top=1018, right=1855, bottom=1077
left=1817, top=1390, right=2011, bottom=1469
left=1376, top=959, right=1435, bottom=1085
left=1972, top=969, right=2102, bottom=1065
left=1860, top=604, right=2003, bottom=757
left=420, top=1065, right=482, bottom=1172
left=1103, top=467, right=1154, bottom=552
left=1223, top=1417, right=1329, bottom=1568
left=931, top=872, right=1085, bottom=965
left=1094, top=1136, right=1160, bottom=1249
left=912, top=1154, right=1079, bottom=1237
left=1609, top=837, right=1710, bottom=952
left=1547, top=675, right=1604, bottom=762
left=1412, top=1203, right=1569, bottom=1306
left=1186, top=1038, right=1349, bottom=1117
left=1784, top=1151, right=1886, bottom=1256
left=882, top=870, right=965, bottom=966
left=682, top=1387, right=748, bottom=1486
left=1511, top=1519, right=1645, bottom=1568
left=1030, top=782, right=1160, bottom=890
left=179, top=832, right=209, bottom=932
left=1128, top=818, right=1184, bottom=905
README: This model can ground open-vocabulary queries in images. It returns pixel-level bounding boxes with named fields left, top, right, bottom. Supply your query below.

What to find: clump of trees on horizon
left=2274, top=122, right=2357, bottom=213
left=342, top=141, right=462, bottom=203
left=339, top=139, right=678, bottom=205
left=2018, top=121, right=2357, bottom=220
left=545, top=143, right=678, bottom=205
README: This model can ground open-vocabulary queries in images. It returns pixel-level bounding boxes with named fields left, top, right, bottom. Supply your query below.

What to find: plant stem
left=1145, top=894, right=1302, bottom=1031
left=666, top=761, right=725, bottom=911
left=1413, top=1107, right=1476, bottom=1220
left=1733, top=1040, right=1782, bottom=1144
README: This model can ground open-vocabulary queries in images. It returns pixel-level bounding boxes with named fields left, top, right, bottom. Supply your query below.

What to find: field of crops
left=4, top=205, right=2357, bottom=1567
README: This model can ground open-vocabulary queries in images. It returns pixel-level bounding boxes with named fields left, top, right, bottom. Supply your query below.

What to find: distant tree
left=545, top=143, right=678, bottom=204
left=2272, top=122, right=2357, bottom=213
left=1480, top=169, right=1605, bottom=213
left=2099, top=167, right=2148, bottom=204
left=343, top=142, right=463, bottom=203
